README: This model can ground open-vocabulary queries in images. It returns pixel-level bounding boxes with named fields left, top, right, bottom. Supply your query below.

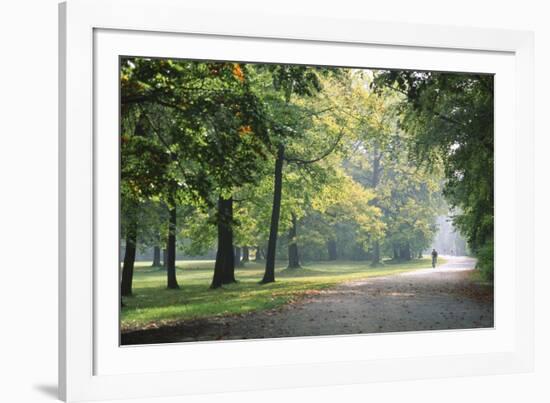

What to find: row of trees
left=120, top=58, right=494, bottom=297
left=372, top=71, right=494, bottom=278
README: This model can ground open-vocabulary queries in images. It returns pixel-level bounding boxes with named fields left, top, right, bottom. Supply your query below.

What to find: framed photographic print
left=59, top=0, right=534, bottom=401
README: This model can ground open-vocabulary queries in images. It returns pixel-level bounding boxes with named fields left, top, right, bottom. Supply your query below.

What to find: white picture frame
left=59, top=0, right=534, bottom=401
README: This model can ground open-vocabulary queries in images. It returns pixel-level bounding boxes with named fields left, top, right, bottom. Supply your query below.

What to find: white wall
left=0, top=0, right=547, bottom=402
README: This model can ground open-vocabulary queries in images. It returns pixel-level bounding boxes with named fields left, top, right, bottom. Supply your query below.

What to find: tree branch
left=378, top=81, right=469, bottom=129
left=139, top=108, right=196, bottom=193
left=284, top=129, right=345, bottom=165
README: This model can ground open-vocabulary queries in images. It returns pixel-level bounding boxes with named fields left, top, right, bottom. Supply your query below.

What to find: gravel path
left=122, top=256, right=493, bottom=345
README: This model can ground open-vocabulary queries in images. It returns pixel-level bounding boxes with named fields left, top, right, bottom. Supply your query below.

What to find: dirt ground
left=121, top=256, right=494, bottom=345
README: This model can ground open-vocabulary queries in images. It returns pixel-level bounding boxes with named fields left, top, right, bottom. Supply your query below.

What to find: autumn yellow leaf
left=238, top=125, right=252, bottom=136
left=232, top=64, right=245, bottom=82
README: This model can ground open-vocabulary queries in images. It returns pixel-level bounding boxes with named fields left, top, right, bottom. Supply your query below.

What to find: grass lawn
left=121, top=257, right=445, bottom=331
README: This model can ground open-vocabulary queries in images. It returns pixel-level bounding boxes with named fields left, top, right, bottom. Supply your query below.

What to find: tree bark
left=371, top=241, right=381, bottom=266
left=371, top=146, right=382, bottom=188
left=211, top=196, right=236, bottom=288
left=370, top=146, right=383, bottom=266
left=242, top=246, right=250, bottom=263
left=234, top=246, right=242, bottom=267
left=399, top=243, right=412, bottom=261
left=287, top=213, right=301, bottom=269
left=152, top=245, right=161, bottom=267
left=261, top=144, right=285, bottom=284
left=393, top=244, right=399, bottom=260
left=254, top=246, right=264, bottom=261
left=327, top=239, right=338, bottom=261
left=221, top=197, right=236, bottom=284
left=166, top=206, right=180, bottom=289
left=121, top=221, right=137, bottom=297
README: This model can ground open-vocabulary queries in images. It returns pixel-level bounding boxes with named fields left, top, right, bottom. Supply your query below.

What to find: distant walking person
left=431, top=249, right=438, bottom=268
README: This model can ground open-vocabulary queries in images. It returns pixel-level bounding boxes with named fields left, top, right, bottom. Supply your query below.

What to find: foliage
left=476, top=240, right=494, bottom=281
left=119, top=57, right=494, bottom=305
left=372, top=71, right=494, bottom=277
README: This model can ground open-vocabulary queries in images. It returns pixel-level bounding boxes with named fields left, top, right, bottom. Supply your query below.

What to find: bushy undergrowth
left=476, top=240, right=494, bottom=281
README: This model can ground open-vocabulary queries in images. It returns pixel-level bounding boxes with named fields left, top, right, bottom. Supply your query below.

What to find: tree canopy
left=119, top=58, right=494, bottom=298
left=372, top=71, right=493, bottom=277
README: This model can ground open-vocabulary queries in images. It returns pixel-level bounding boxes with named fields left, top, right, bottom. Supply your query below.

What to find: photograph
left=0, top=0, right=544, bottom=401
left=119, top=57, right=494, bottom=345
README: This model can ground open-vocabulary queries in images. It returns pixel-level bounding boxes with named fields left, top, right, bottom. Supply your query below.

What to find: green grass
left=121, top=257, right=444, bottom=331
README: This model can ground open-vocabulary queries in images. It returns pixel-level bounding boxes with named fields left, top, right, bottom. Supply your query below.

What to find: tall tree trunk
left=399, top=243, right=411, bottom=261
left=166, top=206, right=179, bottom=289
left=371, top=146, right=382, bottom=189
left=121, top=117, right=146, bottom=297
left=221, top=197, right=236, bottom=284
left=162, top=248, right=167, bottom=270
left=287, top=213, right=300, bottom=269
left=370, top=146, right=383, bottom=266
left=152, top=245, right=161, bottom=267
left=261, top=144, right=285, bottom=284
left=234, top=246, right=242, bottom=267
left=211, top=240, right=225, bottom=289
left=121, top=220, right=137, bottom=297
left=371, top=241, right=380, bottom=266
left=211, top=196, right=236, bottom=288
left=393, top=244, right=399, bottom=260
left=327, top=239, right=338, bottom=261
left=254, top=246, right=264, bottom=261
left=242, top=246, right=250, bottom=263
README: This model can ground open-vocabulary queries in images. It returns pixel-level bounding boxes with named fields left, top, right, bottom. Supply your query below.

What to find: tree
left=309, top=168, right=385, bottom=260
left=347, top=130, right=443, bottom=262
left=373, top=71, right=493, bottom=276
left=242, top=247, right=250, bottom=263
left=254, top=66, right=346, bottom=282
left=151, top=246, right=161, bottom=267
left=191, top=63, right=270, bottom=288
left=166, top=204, right=180, bottom=289
left=211, top=196, right=236, bottom=287
left=119, top=112, right=172, bottom=297
left=120, top=207, right=137, bottom=297
left=122, top=58, right=272, bottom=289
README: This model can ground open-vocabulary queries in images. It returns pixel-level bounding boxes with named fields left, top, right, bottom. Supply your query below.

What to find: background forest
left=119, top=58, right=493, bottom=334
